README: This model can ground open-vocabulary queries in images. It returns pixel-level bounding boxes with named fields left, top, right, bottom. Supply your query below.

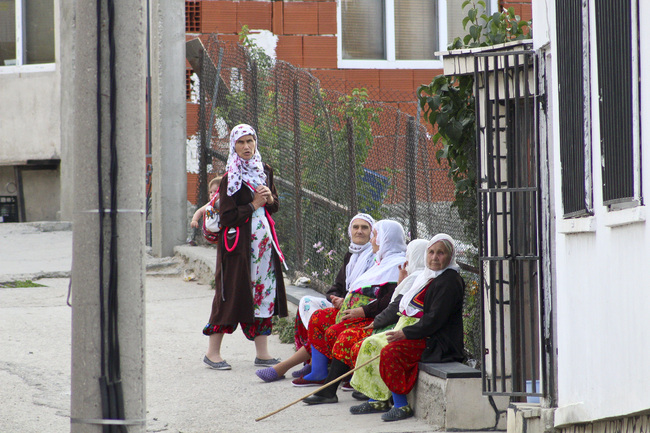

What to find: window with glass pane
left=447, top=0, right=488, bottom=47
left=0, top=0, right=16, bottom=66
left=0, top=0, right=54, bottom=67
left=25, top=0, right=55, bottom=64
left=395, top=0, right=438, bottom=60
left=341, top=0, right=386, bottom=60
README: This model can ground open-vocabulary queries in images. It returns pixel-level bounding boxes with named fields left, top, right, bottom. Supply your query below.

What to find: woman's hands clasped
left=252, top=185, right=273, bottom=210
left=256, top=185, right=274, bottom=204
left=330, top=295, right=344, bottom=309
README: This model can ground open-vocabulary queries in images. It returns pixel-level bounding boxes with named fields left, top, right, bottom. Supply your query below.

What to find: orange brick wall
left=501, top=1, right=533, bottom=21
left=184, top=0, right=456, bottom=204
left=188, top=0, right=441, bottom=102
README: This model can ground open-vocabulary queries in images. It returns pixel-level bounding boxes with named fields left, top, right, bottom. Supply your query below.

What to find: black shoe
left=381, top=405, right=414, bottom=422
left=303, top=394, right=338, bottom=405
left=349, top=400, right=390, bottom=414
left=352, top=390, right=369, bottom=401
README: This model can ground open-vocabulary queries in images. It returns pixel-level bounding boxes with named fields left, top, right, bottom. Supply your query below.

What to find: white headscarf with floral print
left=225, top=124, right=267, bottom=196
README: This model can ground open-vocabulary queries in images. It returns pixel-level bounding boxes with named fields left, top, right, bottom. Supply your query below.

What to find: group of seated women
left=255, top=213, right=466, bottom=422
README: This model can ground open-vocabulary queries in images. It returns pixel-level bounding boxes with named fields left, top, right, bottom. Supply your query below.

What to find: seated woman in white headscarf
left=292, top=220, right=407, bottom=387
left=255, top=213, right=375, bottom=382
left=349, top=233, right=466, bottom=422
left=301, top=238, right=428, bottom=404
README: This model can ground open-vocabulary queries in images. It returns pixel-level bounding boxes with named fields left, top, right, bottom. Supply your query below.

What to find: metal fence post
left=293, top=78, right=304, bottom=268
left=406, top=116, right=418, bottom=239
left=346, top=116, right=358, bottom=217
left=197, top=50, right=209, bottom=208
left=251, top=59, right=259, bottom=132
left=196, top=46, right=224, bottom=210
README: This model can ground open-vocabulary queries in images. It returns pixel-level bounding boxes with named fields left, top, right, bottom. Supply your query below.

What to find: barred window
left=595, top=0, right=641, bottom=207
left=556, top=0, right=591, bottom=217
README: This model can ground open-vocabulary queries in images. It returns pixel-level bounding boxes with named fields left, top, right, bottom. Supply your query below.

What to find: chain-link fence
left=188, top=35, right=477, bottom=287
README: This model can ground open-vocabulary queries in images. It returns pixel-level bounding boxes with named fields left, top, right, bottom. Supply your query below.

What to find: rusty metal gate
left=474, top=48, right=545, bottom=400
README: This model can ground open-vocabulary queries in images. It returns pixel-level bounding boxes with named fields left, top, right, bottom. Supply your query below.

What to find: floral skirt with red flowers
left=331, top=326, right=373, bottom=368
left=308, top=307, right=373, bottom=358
left=379, top=338, right=427, bottom=395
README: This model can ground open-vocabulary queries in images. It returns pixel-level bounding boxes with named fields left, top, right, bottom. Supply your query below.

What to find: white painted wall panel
left=0, top=71, right=61, bottom=162
left=538, top=0, right=650, bottom=426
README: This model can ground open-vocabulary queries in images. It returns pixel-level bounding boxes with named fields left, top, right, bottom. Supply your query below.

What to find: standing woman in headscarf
left=202, top=124, right=287, bottom=370
left=349, top=233, right=465, bottom=421
left=293, top=220, right=407, bottom=386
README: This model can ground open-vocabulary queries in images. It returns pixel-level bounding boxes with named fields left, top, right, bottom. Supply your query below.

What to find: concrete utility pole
left=69, top=0, right=146, bottom=432
left=150, top=0, right=187, bottom=257
left=58, top=0, right=75, bottom=222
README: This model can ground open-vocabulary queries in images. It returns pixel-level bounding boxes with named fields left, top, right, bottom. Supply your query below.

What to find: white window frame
left=337, top=0, right=448, bottom=69
left=336, top=0, right=499, bottom=70
left=0, top=0, right=56, bottom=74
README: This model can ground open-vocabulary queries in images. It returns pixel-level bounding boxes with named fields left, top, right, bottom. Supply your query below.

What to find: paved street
left=0, top=223, right=440, bottom=432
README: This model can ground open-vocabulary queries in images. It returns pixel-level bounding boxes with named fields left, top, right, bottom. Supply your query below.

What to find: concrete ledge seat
left=419, top=361, right=482, bottom=379
left=281, top=284, right=509, bottom=431
left=284, top=285, right=325, bottom=306
left=413, top=361, right=508, bottom=431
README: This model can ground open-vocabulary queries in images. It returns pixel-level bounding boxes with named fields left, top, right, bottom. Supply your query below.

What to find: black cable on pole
left=95, top=0, right=126, bottom=431
left=106, top=0, right=127, bottom=430
left=95, top=1, right=111, bottom=432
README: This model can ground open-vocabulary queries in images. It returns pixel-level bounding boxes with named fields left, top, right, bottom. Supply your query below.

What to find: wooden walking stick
left=255, top=353, right=381, bottom=422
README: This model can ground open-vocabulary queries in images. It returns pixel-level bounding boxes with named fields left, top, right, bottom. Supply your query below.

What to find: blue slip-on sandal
left=255, top=367, right=285, bottom=382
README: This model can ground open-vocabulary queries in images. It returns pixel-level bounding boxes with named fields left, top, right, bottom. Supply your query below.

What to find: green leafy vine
left=449, top=0, right=532, bottom=49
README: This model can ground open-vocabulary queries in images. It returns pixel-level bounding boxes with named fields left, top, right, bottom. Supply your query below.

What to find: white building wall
left=0, top=0, right=62, bottom=222
left=0, top=72, right=61, bottom=162
left=535, top=0, right=650, bottom=427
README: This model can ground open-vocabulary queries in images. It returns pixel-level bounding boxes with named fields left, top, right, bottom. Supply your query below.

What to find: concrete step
left=172, top=244, right=217, bottom=285
left=145, top=255, right=183, bottom=277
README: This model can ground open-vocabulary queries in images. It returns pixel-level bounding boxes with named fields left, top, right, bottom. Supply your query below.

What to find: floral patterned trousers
left=202, top=317, right=273, bottom=341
